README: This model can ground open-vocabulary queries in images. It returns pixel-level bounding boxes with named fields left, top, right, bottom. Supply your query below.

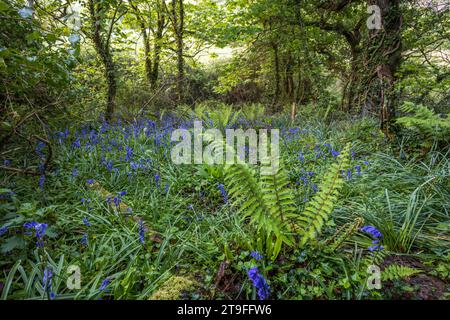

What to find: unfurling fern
left=297, top=144, right=352, bottom=247
left=382, top=264, right=422, bottom=281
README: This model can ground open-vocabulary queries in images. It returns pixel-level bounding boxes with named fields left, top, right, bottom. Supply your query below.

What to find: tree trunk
left=284, top=54, right=294, bottom=102
left=88, top=0, right=117, bottom=121
left=172, top=0, right=184, bottom=102
left=272, top=43, right=281, bottom=108
left=150, top=0, right=165, bottom=89
left=142, top=24, right=153, bottom=87
left=365, top=0, right=403, bottom=136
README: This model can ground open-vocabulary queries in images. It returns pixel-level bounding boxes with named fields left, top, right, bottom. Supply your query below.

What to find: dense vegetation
left=0, top=0, right=449, bottom=300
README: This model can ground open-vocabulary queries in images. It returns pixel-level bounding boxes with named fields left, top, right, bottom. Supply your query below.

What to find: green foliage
left=194, top=102, right=241, bottom=131
left=326, top=217, right=364, bottom=252
left=396, top=102, right=450, bottom=147
left=345, top=150, right=450, bottom=254
left=223, top=162, right=295, bottom=261
left=0, top=0, right=75, bottom=104
left=297, top=144, right=351, bottom=247
left=1, top=0, right=449, bottom=302
left=382, top=264, right=422, bottom=282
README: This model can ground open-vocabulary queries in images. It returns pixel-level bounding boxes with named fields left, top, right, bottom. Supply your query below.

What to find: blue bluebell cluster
left=99, top=278, right=110, bottom=292
left=0, top=226, right=8, bottom=236
left=24, top=221, right=48, bottom=247
left=81, top=234, right=88, bottom=247
left=139, top=220, right=145, bottom=244
left=83, top=217, right=91, bottom=227
left=81, top=198, right=93, bottom=211
left=35, top=141, right=46, bottom=158
left=361, top=225, right=384, bottom=251
left=81, top=216, right=91, bottom=247
left=42, top=267, right=55, bottom=300
left=247, top=267, right=270, bottom=300
left=0, top=190, right=15, bottom=201
left=250, top=251, right=263, bottom=261
left=106, top=191, right=126, bottom=208
left=39, top=175, right=45, bottom=190
left=217, top=183, right=228, bottom=204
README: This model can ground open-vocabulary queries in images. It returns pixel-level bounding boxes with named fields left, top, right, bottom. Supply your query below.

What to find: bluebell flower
left=0, top=226, right=8, bottom=236
left=347, top=169, right=352, bottom=180
left=217, top=183, right=228, bottom=204
left=355, top=165, right=361, bottom=175
left=247, top=267, right=270, bottom=300
left=113, top=197, right=121, bottom=207
left=117, top=191, right=127, bottom=197
left=331, top=150, right=340, bottom=158
left=154, top=173, right=160, bottom=187
left=24, top=221, right=48, bottom=247
left=72, top=167, right=78, bottom=177
left=139, top=220, right=145, bottom=244
left=35, top=141, right=46, bottom=158
left=39, top=175, right=45, bottom=190
left=86, top=179, right=94, bottom=186
left=360, top=225, right=383, bottom=239
left=361, top=225, right=384, bottom=252
left=104, top=160, right=114, bottom=172
left=250, top=251, right=263, bottom=261
left=42, top=267, right=55, bottom=299
left=81, top=234, right=88, bottom=246
left=72, top=138, right=81, bottom=149
left=3, top=159, right=11, bottom=166
left=368, top=245, right=384, bottom=252
left=83, top=217, right=91, bottom=227
left=38, top=163, right=45, bottom=174
left=89, top=130, right=99, bottom=145
left=300, top=176, right=309, bottom=185
left=99, top=278, right=110, bottom=292
left=125, top=145, right=133, bottom=162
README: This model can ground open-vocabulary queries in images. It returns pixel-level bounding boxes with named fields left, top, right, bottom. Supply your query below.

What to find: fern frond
left=325, top=217, right=364, bottom=251
left=259, top=164, right=297, bottom=245
left=382, top=264, right=422, bottom=281
left=203, top=130, right=296, bottom=260
left=297, top=143, right=351, bottom=247
left=396, top=102, right=450, bottom=143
